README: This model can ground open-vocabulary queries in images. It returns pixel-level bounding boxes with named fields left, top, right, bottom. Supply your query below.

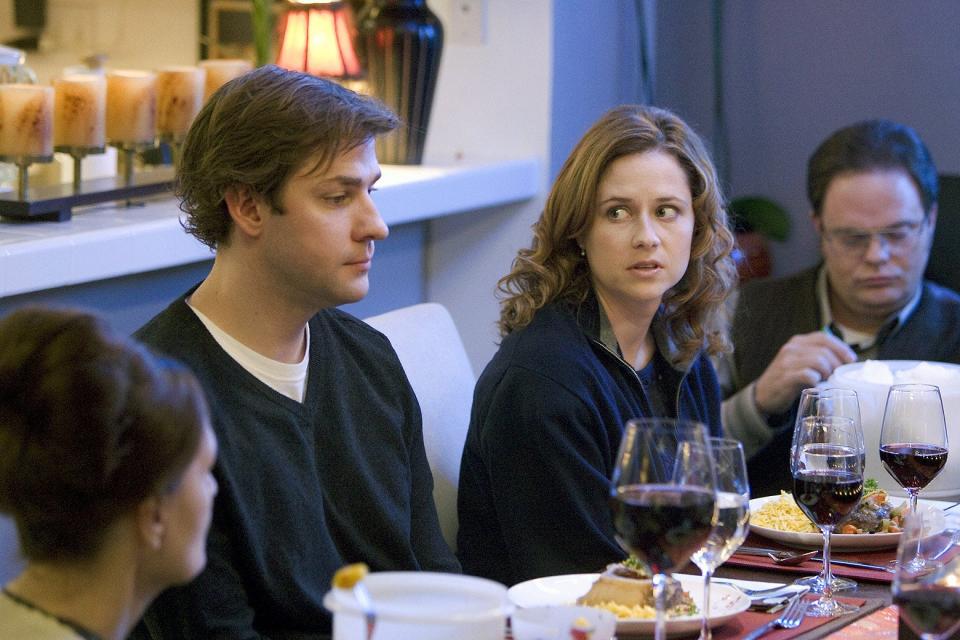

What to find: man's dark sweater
left=457, top=299, right=723, bottom=586
left=134, top=294, right=459, bottom=639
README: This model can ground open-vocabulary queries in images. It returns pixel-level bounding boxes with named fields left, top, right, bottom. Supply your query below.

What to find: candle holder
left=110, top=141, right=156, bottom=188
left=158, top=134, right=186, bottom=169
left=0, top=153, right=54, bottom=200
left=54, top=145, right=107, bottom=192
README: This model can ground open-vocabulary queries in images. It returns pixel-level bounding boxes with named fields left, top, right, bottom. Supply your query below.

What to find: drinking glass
left=793, top=387, right=863, bottom=594
left=880, top=383, right=948, bottom=572
left=611, top=418, right=718, bottom=640
left=690, top=438, right=750, bottom=640
left=791, top=414, right=864, bottom=617
left=892, top=510, right=960, bottom=640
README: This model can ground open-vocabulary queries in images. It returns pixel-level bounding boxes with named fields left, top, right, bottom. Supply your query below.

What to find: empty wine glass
left=690, top=438, right=749, bottom=640
left=792, top=387, right=863, bottom=594
left=880, top=383, right=948, bottom=572
left=892, top=510, right=960, bottom=640
left=791, top=414, right=864, bottom=617
left=611, top=419, right=717, bottom=640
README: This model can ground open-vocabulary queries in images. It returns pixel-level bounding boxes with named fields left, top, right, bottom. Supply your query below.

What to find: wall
left=423, top=0, right=553, bottom=371
left=656, top=0, right=960, bottom=276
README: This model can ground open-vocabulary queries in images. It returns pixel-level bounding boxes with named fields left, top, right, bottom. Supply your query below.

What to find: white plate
left=507, top=573, right=749, bottom=637
left=748, top=495, right=947, bottom=551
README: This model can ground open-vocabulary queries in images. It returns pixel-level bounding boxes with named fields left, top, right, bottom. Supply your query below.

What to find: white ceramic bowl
left=828, top=360, right=960, bottom=499
left=511, top=605, right=616, bottom=640
left=323, top=571, right=512, bottom=640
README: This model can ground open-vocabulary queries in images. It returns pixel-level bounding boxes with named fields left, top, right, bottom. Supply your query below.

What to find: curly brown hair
left=178, top=65, right=398, bottom=249
left=498, top=105, right=736, bottom=367
left=0, top=307, right=208, bottom=562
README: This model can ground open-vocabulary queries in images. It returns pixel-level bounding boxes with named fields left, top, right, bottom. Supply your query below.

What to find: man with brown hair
left=723, top=119, right=960, bottom=496
left=134, top=65, right=458, bottom=639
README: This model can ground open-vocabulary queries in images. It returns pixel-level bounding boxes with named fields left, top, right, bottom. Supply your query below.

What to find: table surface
left=711, top=564, right=890, bottom=639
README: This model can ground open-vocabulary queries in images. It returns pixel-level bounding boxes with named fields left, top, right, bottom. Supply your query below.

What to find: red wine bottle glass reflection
left=892, top=510, right=960, bottom=640
left=880, top=383, right=948, bottom=572
left=791, top=415, right=864, bottom=617
left=611, top=419, right=717, bottom=640
left=792, top=387, right=864, bottom=594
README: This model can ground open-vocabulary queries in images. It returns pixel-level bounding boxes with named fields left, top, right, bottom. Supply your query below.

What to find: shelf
left=0, top=158, right=540, bottom=298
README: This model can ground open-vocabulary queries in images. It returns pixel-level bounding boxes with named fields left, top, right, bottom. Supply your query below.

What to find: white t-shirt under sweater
left=187, top=302, right=309, bottom=403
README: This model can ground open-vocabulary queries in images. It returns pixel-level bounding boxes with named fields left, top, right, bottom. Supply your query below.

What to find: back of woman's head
left=0, top=307, right=207, bottom=562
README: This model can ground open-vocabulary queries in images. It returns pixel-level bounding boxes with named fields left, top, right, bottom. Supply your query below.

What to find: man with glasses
left=722, top=119, right=960, bottom=495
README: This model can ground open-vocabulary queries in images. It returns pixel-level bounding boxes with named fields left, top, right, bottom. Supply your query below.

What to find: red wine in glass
left=879, top=443, right=948, bottom=490
left=895, top=584, right=960, bottom=638
left=612, top=484, right=716, bottom=575
left=793, top=470, right=863, bottom=526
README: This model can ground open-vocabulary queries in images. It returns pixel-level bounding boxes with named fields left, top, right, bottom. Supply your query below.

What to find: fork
left=742, top=595, right=808, bottom=640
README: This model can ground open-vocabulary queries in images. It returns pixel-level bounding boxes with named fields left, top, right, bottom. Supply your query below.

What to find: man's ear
left=136, top=495, right=166, bottom=551
left=224, top=184, right=269, bottom=238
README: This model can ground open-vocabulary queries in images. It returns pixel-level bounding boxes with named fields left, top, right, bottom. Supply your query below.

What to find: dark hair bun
left=0, top=306, right=206, bottom=561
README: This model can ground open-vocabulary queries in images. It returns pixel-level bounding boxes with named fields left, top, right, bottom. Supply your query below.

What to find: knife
left=734, top=546, right=890, bottom=572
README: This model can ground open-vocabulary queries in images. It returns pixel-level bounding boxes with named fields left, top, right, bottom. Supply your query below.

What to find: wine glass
left=880, top=383, right=948, bottom=571
left=792, top=387, right=863, bottom=594
left=791, top=414, right=864, bottom=617
left=892, top=510, right=960, bottom=640
left=611, top=418, right=717, bottom=640
left=690, top=438, right=750, bottom=640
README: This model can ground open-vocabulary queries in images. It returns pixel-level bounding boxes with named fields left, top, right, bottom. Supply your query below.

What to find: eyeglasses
left=821, top=219, right=928, bottom=255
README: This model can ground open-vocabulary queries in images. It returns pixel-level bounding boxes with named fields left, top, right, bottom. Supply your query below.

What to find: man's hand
left=753, top=331, right=857, bottom=415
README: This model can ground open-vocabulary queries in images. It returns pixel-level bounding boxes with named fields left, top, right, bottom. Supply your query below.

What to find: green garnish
left=864, top=478, right=879, bottom=493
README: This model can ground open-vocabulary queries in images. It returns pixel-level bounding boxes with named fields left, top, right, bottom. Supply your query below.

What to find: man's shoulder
left=135, top=295, right=198, bottom=352
left=922, top=279, right=960, bottom=310
left=739, top=267, right=817, bottom=302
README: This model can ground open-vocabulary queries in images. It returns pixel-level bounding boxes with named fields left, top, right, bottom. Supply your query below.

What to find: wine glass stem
left=821, top=526, right=834, bottom=601
left=653, top=572, right=669, bottom=640
left=700, top=568, right=713, bottom=640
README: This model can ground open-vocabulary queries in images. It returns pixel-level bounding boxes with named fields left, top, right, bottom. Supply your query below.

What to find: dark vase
left=359, top=0, right=443, bottom=164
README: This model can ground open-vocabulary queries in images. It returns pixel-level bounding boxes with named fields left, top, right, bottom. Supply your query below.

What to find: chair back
left=0, top=513, right=23, bottom=583
left=364, top=303, right=475, bottom=550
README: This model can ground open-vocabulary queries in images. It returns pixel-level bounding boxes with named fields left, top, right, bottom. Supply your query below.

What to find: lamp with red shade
left=275, top=0, right=363, bottom=81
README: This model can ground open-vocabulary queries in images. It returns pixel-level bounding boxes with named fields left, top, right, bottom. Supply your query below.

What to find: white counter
left=0, top=158, right=540, bottom=298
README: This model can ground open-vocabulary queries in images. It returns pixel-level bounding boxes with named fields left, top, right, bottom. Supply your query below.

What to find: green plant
left=251, top=0, right=273, bottom=67
left=729, top=196, right=791, bottom=242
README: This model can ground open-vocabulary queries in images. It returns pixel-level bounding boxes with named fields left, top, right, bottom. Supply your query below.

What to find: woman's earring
left=580, top=247, right=586, bottom=257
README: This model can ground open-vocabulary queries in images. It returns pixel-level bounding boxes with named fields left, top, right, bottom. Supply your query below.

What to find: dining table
left=667, top=496, right=960, bottom=640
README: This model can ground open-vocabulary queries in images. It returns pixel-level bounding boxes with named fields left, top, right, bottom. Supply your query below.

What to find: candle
left=156, top=66, right=205, bottom=140
left=106, top=70, right=157, bottom=146
left=54, top=74, right=106, bottom=149
left=199, top=59, right=253, bottom=102
left=0, top=84, right=54, bottom=158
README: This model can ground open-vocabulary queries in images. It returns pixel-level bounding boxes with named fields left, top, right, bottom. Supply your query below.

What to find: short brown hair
left=178, top=65, right=399, bottom=249
left=498, top=105, right=736, bottom=366
left=0, top=307, right=208, bottom=562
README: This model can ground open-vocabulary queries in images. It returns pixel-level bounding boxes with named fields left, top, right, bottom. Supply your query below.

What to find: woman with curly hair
left=0, top=307, right=217, bottom=639
left=456, top=105, right=737, bottom=585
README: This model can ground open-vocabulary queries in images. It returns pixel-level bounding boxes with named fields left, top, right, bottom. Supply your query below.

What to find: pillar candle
left=54, top=74, right=106, bottom=149
left=156, top=66, right=205, bottom=140
left=199, top=59, right=253, bottom=102
left=106, top=70, right=157, bottom=145
left=0, top=84, right=54, bottom=158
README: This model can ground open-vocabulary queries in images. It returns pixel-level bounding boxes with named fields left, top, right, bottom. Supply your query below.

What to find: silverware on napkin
left=734, top=546, right=889, bottom=571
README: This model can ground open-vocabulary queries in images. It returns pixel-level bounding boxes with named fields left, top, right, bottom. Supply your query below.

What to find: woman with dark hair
left=457, top=105, right=737, bottom=585
left=0, top=307, right=217, bottom=639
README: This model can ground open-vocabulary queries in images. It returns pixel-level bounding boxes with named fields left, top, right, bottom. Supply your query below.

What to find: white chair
left=364, top=303, right=475, bottom=551
left=0, top=513, right=23, bottom=583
